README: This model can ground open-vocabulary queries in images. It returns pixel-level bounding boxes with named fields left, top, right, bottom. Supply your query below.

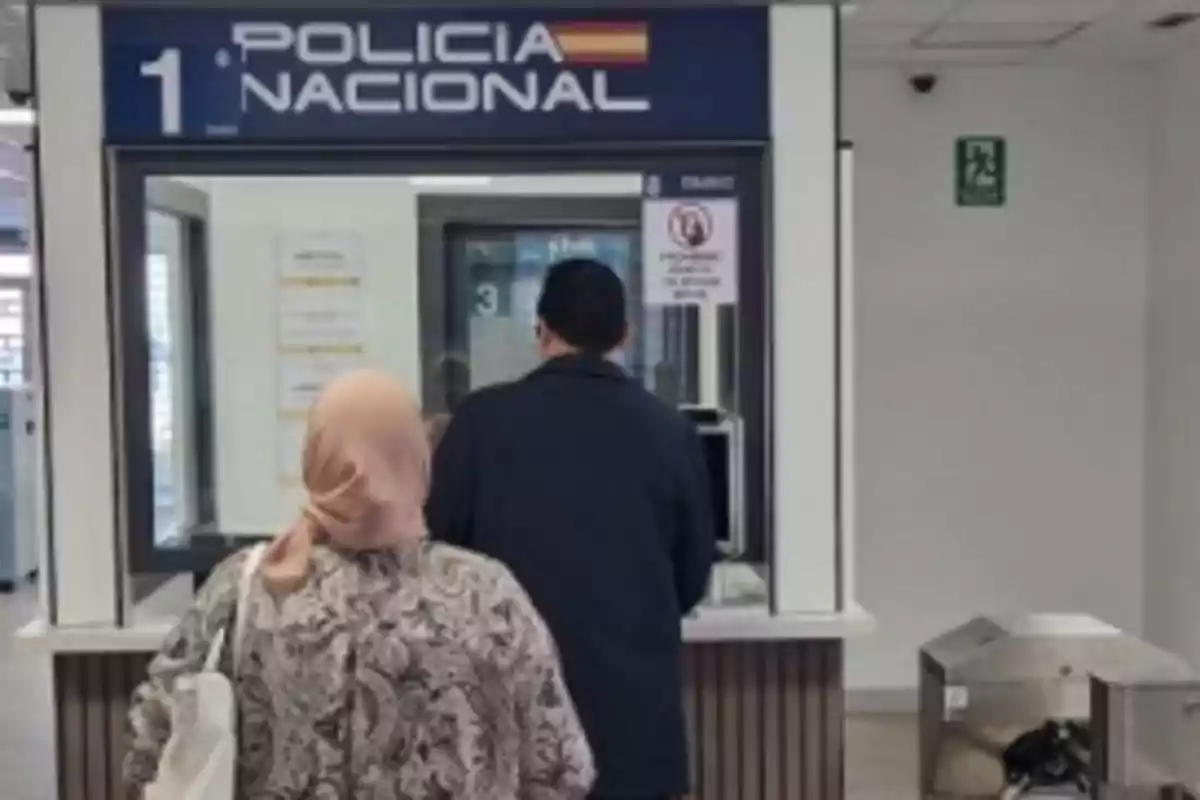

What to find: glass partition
left=112, top=156, right=768, bottom=603
left=417, top=195, right=702, bottom=413
left=146, top=211, right=186, bottom=546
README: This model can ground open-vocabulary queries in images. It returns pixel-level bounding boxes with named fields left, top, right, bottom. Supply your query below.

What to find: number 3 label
left=139, top=48, right=182, bottom=136
left=474, top=283, right=500, bottom=317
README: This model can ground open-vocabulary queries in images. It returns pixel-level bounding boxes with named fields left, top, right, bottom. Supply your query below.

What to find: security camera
left=909, top=73, right=938, bottom=95
left=6, top=90, right=31, bottom=107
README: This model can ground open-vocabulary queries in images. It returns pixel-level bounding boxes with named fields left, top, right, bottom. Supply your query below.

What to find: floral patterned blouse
left=124, top=542, right=595, bottom=799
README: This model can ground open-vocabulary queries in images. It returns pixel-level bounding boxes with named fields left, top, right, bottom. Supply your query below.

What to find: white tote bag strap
left=199, top=544, right=268, bottom=676
left=231, top=543, right=269, bottom=674
left=202, top=629, right=227, bottom=674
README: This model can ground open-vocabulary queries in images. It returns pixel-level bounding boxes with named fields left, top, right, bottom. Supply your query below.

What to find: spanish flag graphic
left=548, top=22, right=650, bottom=65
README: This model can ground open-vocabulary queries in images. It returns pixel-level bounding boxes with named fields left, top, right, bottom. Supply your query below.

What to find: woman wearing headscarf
left=123, top=369, right=594, bottom=799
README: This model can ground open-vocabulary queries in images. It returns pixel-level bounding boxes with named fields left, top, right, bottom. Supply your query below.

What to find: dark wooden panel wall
left=683, top=640, right=845, bottom=800
left=53, top=652, right=149, bottom=800
left=54, top=641, right=845, bottom=800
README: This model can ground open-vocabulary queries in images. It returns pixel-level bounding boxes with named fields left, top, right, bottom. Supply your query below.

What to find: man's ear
left=619, top=322, right=633, bottom=349
left=538, top=318, right=567, bottom=346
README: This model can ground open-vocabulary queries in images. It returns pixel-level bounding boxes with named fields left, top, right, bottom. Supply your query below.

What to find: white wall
left=198, top=65, right=1157, bottom=680
left=204, top=174, right=641, bottom=533
left=207, top=177, right=422, bottom=532
left=1144, top=44, right=1200, bottom=667
left=845, top=67, right=1151, bottom=692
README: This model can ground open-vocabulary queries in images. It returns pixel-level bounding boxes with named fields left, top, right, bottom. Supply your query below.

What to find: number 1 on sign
left=140, top=48, right=182, bottom=136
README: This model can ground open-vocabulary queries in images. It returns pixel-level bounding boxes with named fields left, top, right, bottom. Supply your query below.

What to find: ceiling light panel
left=844, top=45, right=912, bottom=64
left=919, top=21, right=1085, bottom=48
left=843, top=22, right=927, bottom=46
left=951, top=0, right=1122, bottom=25
left=1035, top=27, right=1165, bottom=66
left=891, top=46, right=1033, bottom=64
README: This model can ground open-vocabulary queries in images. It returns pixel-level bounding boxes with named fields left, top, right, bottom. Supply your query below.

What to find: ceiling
left=845, top=0, right=1200, bottom=65
left=0, top=2, right=1189, bottom=82
left=0, top=1, right=1188, bottom=202
left=0, top=2, right=1189, bottom=98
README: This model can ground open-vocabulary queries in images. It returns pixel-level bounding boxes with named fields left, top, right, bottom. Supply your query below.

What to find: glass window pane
left=130, top=172, right=761, bottom=604
left=145, top=210, right=192, bottom=547
left=428, top=223, right=701, bottom=412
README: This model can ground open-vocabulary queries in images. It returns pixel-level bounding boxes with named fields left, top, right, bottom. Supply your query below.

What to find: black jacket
left=425, top=354, right=716, bottom=797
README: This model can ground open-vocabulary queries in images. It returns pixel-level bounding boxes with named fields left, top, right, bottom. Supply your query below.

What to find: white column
left=769, top=4, right=838, bottom=612
left=34, top=5, right=118, bottom=625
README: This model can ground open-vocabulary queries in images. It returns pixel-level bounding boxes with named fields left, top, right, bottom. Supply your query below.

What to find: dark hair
left=425, top=413, right=452, bottom=450
left=535, top=258, right=627, bottom=354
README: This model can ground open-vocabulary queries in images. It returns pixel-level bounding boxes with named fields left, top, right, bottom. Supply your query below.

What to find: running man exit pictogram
left=956, top=136, right=1007, bottom=207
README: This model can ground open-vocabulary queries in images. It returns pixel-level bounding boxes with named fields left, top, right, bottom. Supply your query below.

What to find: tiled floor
left=0, top=586, right=917, bottom=800
left=847, top=713, right=921, bottom=800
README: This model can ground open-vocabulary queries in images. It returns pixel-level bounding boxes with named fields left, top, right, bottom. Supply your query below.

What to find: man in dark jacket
left=426, top=258, right=716, bottom=800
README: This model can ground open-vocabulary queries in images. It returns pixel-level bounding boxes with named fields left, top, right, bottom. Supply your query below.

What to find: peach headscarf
left=262, top=369, right=430, bottom=594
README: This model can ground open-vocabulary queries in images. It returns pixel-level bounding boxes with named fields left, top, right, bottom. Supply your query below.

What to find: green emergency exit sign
left=956, top=136, right=1007, bottom=208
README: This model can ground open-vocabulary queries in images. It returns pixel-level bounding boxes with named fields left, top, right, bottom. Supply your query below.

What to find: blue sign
left=515, top=231, right=633, bottom=275
left=514, top=231, right=636, bottom=367
left=643, top=171, right=740, bottom=200
left=510, top=230, right=634, bottom=322
left=102, top=8, right=770, bottom=144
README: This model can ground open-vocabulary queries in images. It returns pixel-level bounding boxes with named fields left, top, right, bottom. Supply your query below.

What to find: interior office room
left=3, top=0, right=1200, bottom=798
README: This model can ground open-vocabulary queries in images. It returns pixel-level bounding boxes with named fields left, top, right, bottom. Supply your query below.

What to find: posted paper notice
left=642, top=197, right=738, bottom=306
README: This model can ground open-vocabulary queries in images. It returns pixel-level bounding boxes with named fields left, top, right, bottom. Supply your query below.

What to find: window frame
left=119, top=176, right=214, bottom=573
left=108, top=146, right=770, bottom=575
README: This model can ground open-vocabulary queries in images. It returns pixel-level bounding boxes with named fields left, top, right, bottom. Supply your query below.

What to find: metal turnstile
left=920, top=614, right=1200, bottom=799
